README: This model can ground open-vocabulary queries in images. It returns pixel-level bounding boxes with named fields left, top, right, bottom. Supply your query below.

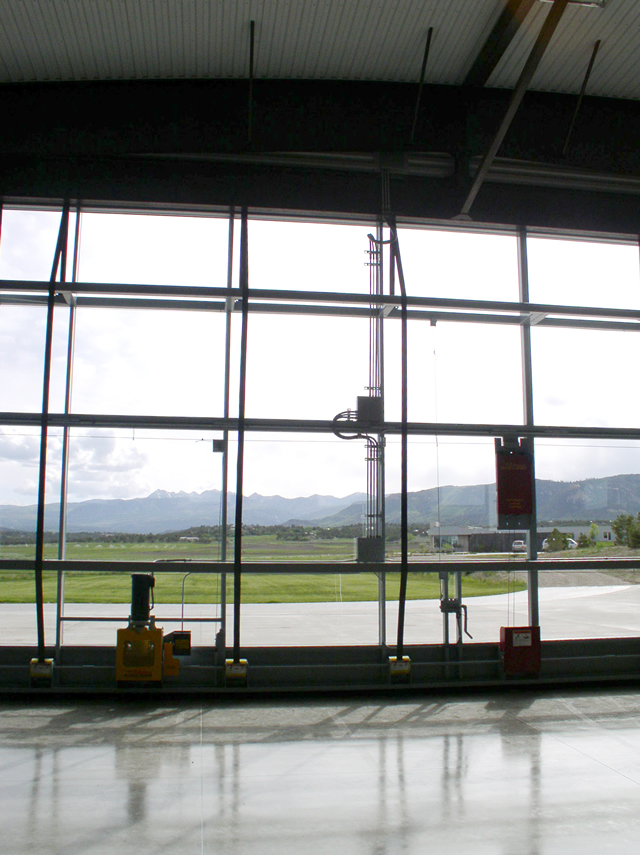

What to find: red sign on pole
left=495, top=438, right=534, bottom=528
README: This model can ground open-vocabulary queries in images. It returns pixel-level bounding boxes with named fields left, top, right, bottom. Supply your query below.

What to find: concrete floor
left=4, top=687, right=640, bottom=854
left=2, top=584, right=639, bottom=648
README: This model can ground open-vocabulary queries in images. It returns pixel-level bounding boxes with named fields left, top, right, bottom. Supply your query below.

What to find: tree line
left=0, top=523, right=405, bottom=545
left=612, top=513, right=640, bottom=548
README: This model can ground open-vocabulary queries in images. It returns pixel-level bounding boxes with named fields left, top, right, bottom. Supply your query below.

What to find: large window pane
left=398, top=228, right=519, bottom=301
left=248, top=219, right=374, bottom=294
left=0, top=208, right=63, bottom=281
left=532, top=328, right=640, bottom=427
left=400, top=322, right=523, bottom=425
left=77, top=212, right=229, bottom=287
left=72, top=309, right=227, bottom=416
left=245, top=315, right=368, bottom=420
left=0, top=306, right=47, bottom=412
left=527, top=237, right=640, bottom=309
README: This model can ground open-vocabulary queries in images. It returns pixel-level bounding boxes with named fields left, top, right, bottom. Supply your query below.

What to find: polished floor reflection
left=3, top=688, right=640, bottom=854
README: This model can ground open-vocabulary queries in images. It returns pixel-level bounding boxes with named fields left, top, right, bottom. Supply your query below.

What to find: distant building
left=427, top=524, right=614, bottom=552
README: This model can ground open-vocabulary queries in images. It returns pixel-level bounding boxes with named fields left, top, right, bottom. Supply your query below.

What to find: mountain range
left=1, top=474, right=640, bottom=534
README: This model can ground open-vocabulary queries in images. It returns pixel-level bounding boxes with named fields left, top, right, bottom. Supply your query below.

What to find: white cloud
left=0, top=431, right=40, bottom=464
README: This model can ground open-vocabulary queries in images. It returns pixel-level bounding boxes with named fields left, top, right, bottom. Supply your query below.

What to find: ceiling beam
left=464, top=0, right=537, bottom=87
left=459, top=0, right=570, bottom=217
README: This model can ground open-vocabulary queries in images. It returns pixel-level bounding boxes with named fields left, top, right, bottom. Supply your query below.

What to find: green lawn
left=0, top=538, right=527, bottom=603
left=0, top=536, right=356, bottom=563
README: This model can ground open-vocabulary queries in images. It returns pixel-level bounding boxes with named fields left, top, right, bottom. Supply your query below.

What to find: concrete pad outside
left=2, top=584, right=640, bottom=648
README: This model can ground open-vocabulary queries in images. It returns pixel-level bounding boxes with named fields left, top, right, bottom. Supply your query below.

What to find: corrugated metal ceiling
left=488, top=0, right=640, bottom=101
left=0, top=0, right=637, bottom=99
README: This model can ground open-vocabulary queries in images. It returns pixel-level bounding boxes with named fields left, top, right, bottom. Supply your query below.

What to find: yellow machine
left=116, top=625, right=165, bottom=683
left=116, top=574, right=184, bottom=684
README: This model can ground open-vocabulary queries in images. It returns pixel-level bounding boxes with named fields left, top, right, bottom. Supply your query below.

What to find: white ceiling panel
left=0, top=0, right=638, bottom=99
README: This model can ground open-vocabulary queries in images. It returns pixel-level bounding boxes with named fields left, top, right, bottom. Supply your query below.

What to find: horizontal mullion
left=2, top=279, right=640, bottom=322
left=2, top=559, right=639, bottom=574
left=2, top=412, right=640, bottom=441
left=74, top=297, right=227, bottom=312
left=2, top=293, right=638, bottom=331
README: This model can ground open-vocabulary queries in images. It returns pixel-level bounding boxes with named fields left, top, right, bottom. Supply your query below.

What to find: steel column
left=35, top=203, right=69, bottom=661
left=55, top=207, right=81, bottom=655
left=232, top=208, right=249, bottom=661
left=518, top=226, right=539, bottom=626
left=393, top=223, right=410, bottom=658
left=220, top=207, right=235, bottom=651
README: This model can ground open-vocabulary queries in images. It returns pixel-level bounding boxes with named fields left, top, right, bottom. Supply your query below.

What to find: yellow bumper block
left=225, top=659, right=248, bottom=688
left=388, top=655, right=411, bottom=683
left=29, top=658, right=53, bottom=688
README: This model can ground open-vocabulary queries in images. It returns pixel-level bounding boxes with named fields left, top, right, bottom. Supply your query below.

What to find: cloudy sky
left=0, top=207, right=639, bottom=507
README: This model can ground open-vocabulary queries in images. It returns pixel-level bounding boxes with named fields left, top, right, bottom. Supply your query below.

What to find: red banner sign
left=496, top=447, right=533, bottom=517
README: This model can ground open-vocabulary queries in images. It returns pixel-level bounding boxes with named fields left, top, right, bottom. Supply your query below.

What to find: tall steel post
left=393, top=224, right=410, bottom=659
left=219, top=207, right=235, bottom=651
left=372, top=219, right=386, bottom=647
left=518, top=226, right=539, bottom=626
left=35, top=204, right=69, bottom=661
left=55, top=207, right=81, bottom=655
left=232, top=208, right=249, bottom=662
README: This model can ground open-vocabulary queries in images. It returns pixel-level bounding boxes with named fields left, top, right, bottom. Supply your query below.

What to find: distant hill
left=1, top=474, right=639, bottom=534
left=0, top=489, right=367, bottom=533
left=295, top=474, right=640, bottom=528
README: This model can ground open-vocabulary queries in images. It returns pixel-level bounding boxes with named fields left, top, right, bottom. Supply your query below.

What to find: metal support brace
left=562, top=40, right=601, bottom=156
left=410, top=27, right=433, bottom=144
left=459, top=0, right=569, bottom=218
left=248, top=21, right=255, bottom=144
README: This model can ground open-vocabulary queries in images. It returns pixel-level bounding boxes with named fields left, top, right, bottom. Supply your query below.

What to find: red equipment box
left=500, top=626, right=541, bottom=677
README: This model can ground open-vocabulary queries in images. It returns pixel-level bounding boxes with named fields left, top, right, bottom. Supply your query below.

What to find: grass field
left=0, top=537, right=528, bottom=603
left=0, top=568, right=527, bottom=604
left=0, top=537, right=355, bottom=563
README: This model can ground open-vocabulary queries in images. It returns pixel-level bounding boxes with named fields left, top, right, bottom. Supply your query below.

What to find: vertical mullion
left=233, top=207, right=249, bottom=662
left=393, top=222, right=409, bottom=659
left=518, top=225, right=539, bottom=626
left=55, top=206, right=81, bottom=655
left=378, top=217, right=386, bottom=649
left=220, top=206, right=235, bottom=652
left=35, top=203, right=69, bottom=661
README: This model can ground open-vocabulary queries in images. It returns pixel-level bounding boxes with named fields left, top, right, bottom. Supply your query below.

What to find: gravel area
left=538, top=570, right=629, bottom=587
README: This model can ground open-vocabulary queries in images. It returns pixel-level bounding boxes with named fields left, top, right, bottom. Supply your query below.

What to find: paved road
left=3, top=584, right=640, bottom=647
